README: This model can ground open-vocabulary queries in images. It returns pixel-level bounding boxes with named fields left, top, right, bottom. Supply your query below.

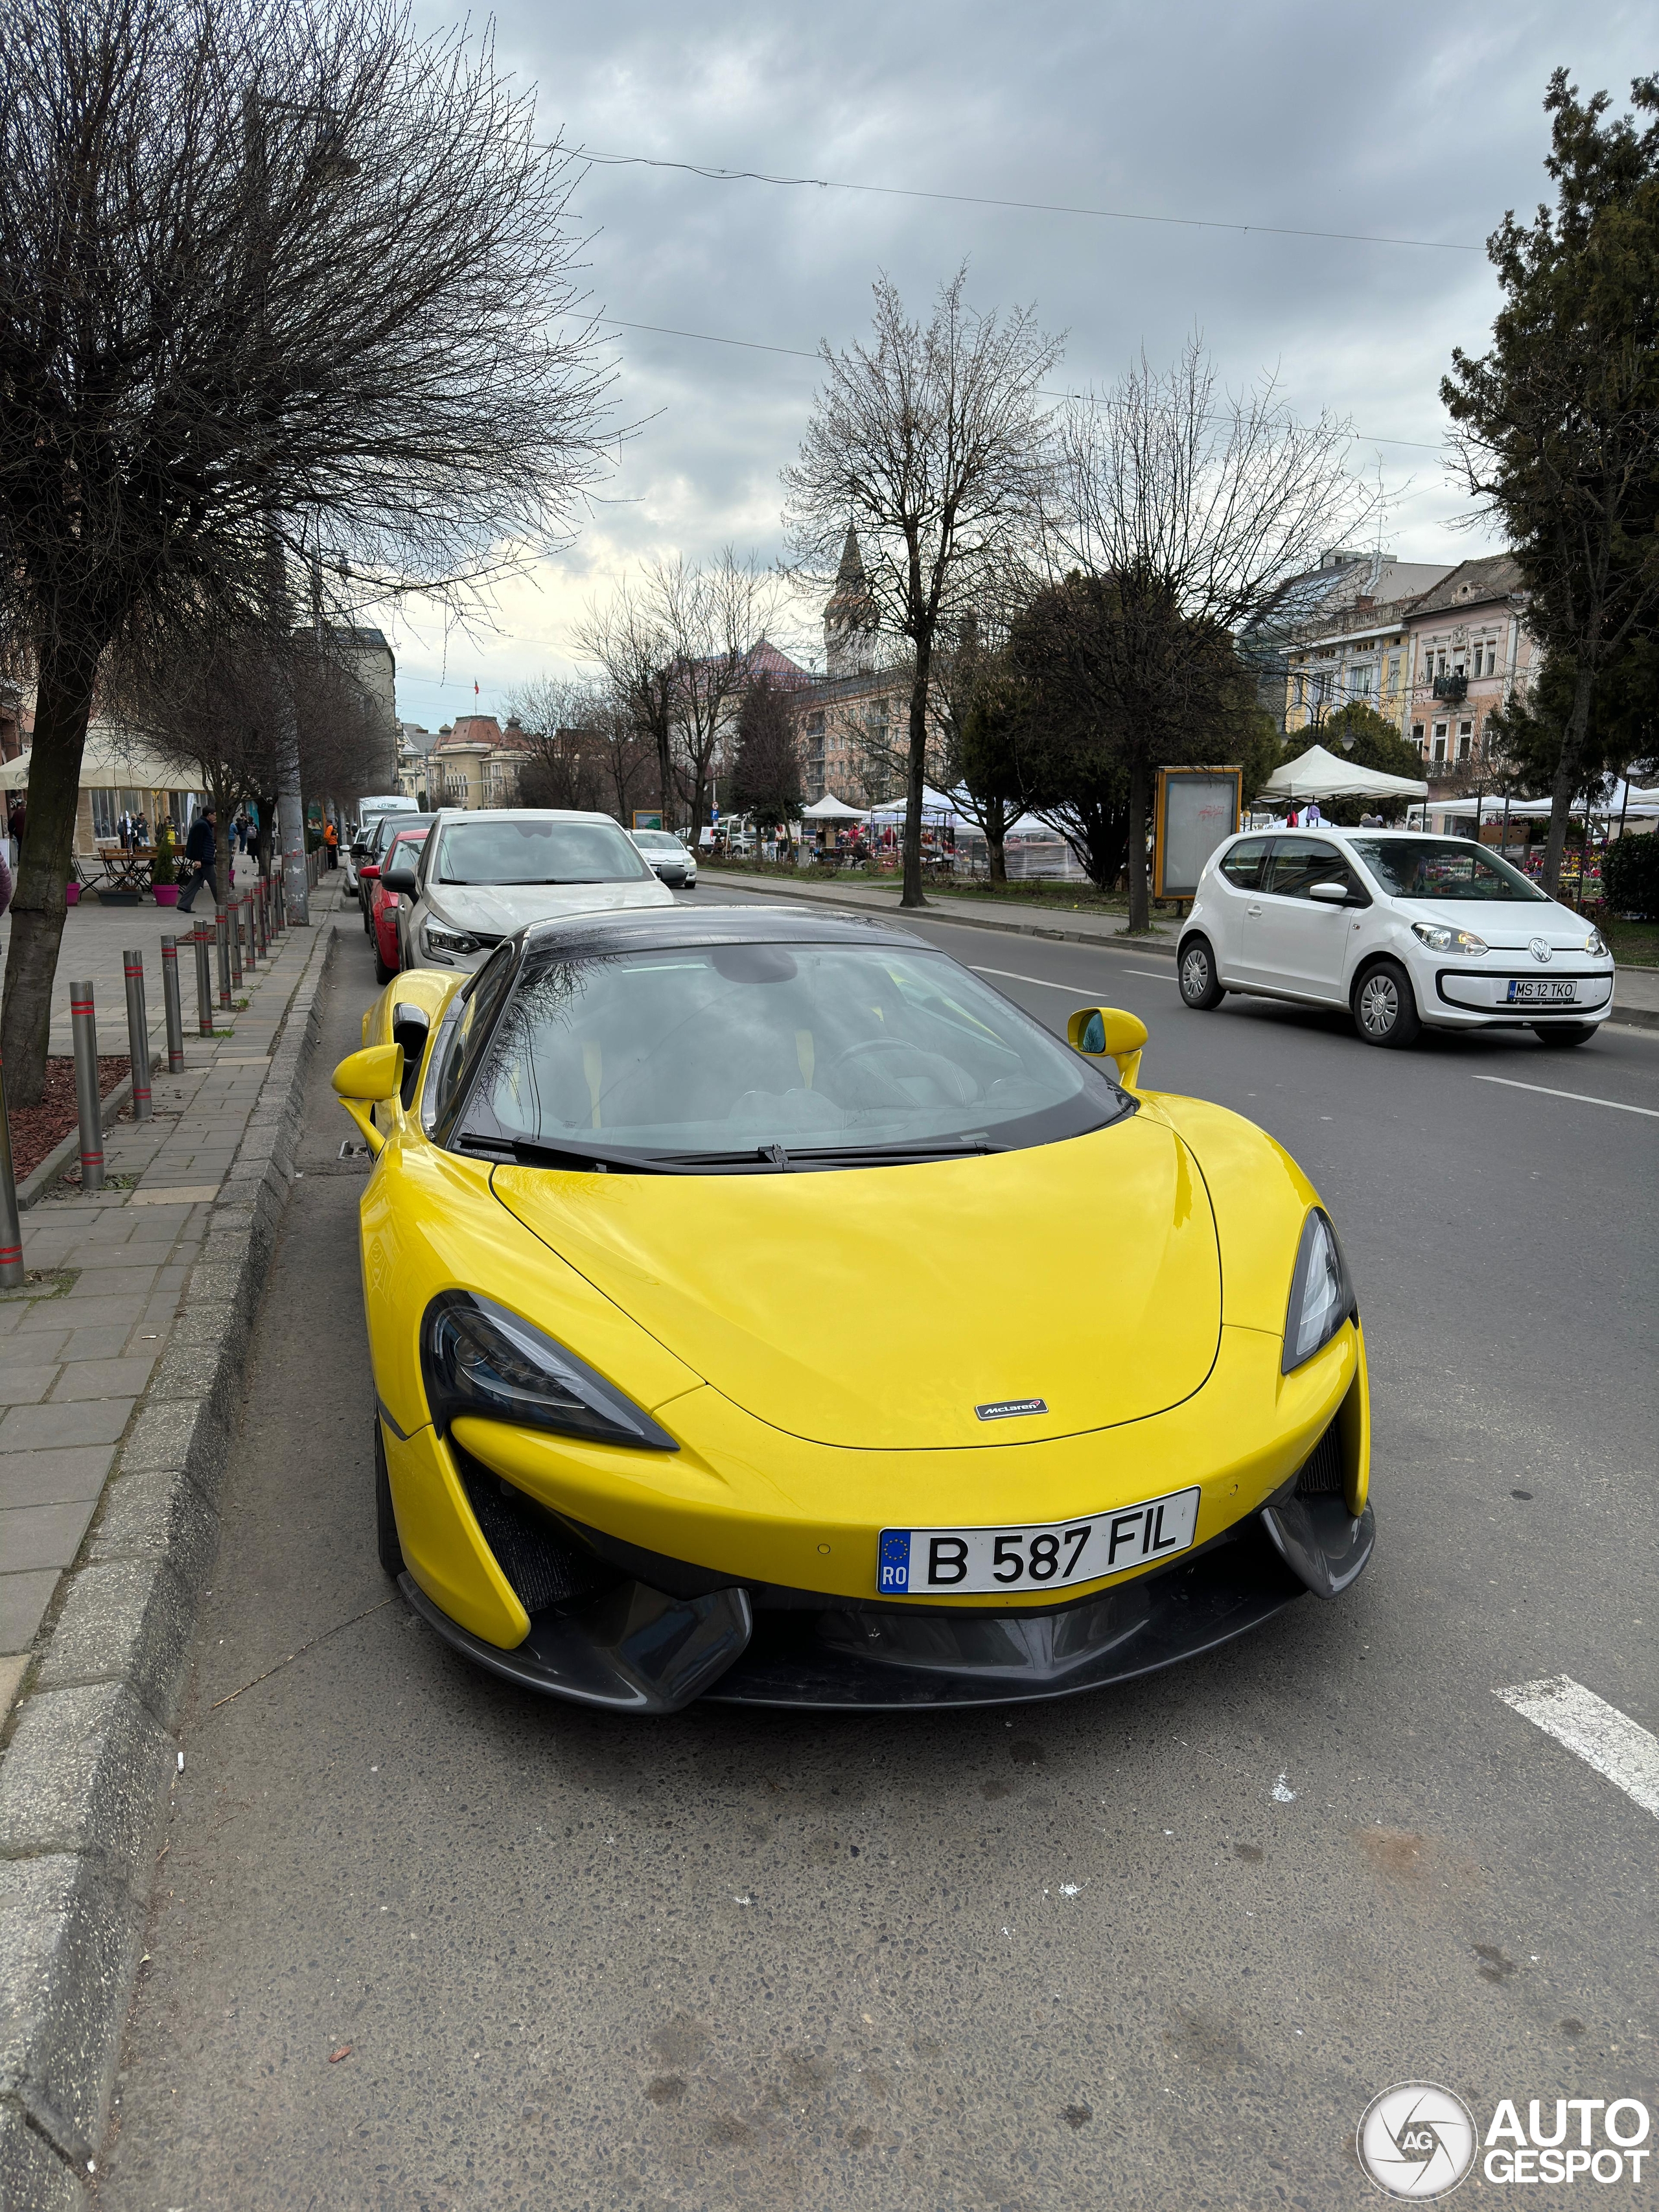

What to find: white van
left=345, top=795, right=417, bottom=896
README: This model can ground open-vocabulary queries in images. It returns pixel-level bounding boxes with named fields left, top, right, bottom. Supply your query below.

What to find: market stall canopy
left=0, top=753, right=29, bottom=791
left=800, top=793, right=868, bottom=821
left=1260, top=743, right=1427, bottom=802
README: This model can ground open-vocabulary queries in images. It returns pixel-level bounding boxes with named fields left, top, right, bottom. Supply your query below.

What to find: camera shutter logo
left=1358, top=2083, right=1477, bottom=2198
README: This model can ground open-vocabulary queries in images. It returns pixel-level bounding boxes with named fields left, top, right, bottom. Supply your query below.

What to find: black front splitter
left=703, top=1520, right=1310, bottom=1709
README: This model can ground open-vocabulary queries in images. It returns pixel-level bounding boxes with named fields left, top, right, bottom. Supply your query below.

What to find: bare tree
left=572, top=584, right=679, bottom=827
left=659, top=552, right=780, bottom=839
left=0, top=0, right=614, bottom=1099
left=1047, top=337, right=1367, bottom=927
left=783, top=267, right=1061, bottom=907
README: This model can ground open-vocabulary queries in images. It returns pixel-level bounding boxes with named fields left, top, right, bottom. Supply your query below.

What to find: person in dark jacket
left=176, top=808, right=218, bottom=913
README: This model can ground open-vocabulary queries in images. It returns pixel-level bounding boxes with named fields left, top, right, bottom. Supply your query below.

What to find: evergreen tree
left=1443, top=71, right=1659, bottom=893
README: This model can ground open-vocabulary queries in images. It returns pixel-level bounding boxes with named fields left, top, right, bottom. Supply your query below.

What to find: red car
left=369, top=827, right=428, bottom=984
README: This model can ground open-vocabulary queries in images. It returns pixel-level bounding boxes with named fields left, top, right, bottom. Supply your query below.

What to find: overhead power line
left=596, top=316, right=1448, bottom=452
left=573, top=146, right=1485, bottom=255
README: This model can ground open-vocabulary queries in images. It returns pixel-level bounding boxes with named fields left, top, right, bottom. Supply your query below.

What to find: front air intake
left=454, top=1443, right=614, bottom=1613
left=1294, top=1419, right=1345, bottom=1497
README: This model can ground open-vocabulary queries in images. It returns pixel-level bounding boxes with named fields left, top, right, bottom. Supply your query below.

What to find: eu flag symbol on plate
left=877, top=1529, right=911, bottom=1594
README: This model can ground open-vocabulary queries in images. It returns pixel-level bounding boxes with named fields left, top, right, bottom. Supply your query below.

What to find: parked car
left=392, top=808, right=673, bottom=975
left=335, top=905, right=1371, bottom=1714
left=345, top=795, right=419, bottom=901
left=1177, top=828, right=1615, bottom=1047
left=356, top=812, right=434, bottom=932
left=370, top=826, right=431, bottom=984
left=628, top=828, right=697, bottom=889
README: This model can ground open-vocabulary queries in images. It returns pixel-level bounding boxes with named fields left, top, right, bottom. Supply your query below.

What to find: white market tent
left=1260, top=743, right=1427, bottom=804
left=800, top=793, right=868, bottom=822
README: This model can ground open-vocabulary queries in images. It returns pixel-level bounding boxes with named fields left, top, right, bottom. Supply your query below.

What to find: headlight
left=421, top=1292, right=679, bottom=1450
left=1585, top=927, right=1608, bottom=957
left=1282, top=1209, right=1356, bottom=1375
left=1411, top=921, right=1488, bottom=957
left=424, top=921, right=481, bottom=959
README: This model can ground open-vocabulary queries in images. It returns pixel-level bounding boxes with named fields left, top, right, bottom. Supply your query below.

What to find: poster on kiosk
left=1152, top=767, right=1243, bottom=903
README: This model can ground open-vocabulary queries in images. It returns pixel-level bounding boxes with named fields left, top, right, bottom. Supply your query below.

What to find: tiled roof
left=1407, top=555, right=1524, bottom=618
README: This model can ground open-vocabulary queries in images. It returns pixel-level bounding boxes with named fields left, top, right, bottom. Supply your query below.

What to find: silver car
left=628, top=827, right=698, bottom=888
left=392, top=808, right=673, bottom=974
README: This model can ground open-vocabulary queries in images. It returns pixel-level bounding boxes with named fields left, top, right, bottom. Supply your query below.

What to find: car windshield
left=435, top=816, right=653, bottom=887
left=370, top=813, right=430, bottom=855
left=450, top=940, right=1131, bottom=1169
left=632, top=831, right=681, bottom=852
left=1351, top=838, right=1548, bottom=903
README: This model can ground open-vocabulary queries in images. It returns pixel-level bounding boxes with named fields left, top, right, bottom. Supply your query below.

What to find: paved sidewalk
left=0, top=881, right=338, bottom=1710
left=0, top=856, right=268, bottom=1060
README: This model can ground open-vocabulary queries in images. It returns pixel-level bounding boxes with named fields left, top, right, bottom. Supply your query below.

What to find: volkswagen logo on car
left=1529, top=935, right=1554, bottom=963
left=1358, top=2084, right=1478, bottom=2198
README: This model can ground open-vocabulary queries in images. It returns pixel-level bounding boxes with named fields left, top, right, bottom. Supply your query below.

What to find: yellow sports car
left=335, top=906, right=1373, bottom=1712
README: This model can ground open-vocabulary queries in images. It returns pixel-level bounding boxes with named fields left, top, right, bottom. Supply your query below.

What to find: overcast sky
left=388, top=0, right=1653, bottom=730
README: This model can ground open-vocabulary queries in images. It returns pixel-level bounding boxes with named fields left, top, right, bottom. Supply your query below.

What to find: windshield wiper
left=458, top=1132, right=690, bottom=1174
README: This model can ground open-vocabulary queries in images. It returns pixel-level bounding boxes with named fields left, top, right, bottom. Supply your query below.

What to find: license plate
left=1505, top=979, right=1579, bottom=1003
left=877, top=1486, right=1201, bottom=1596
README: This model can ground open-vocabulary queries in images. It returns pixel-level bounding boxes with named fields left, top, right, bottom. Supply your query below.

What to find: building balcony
left=1432, top=673, right=1468, bottom=704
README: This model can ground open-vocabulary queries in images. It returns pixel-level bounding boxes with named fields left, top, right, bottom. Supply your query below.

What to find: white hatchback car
left=1177, top=828, right=1614, bottom=1048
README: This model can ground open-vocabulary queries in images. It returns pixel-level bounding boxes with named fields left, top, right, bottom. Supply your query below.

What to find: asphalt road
left=102, top=891, right=1658, bottom=2211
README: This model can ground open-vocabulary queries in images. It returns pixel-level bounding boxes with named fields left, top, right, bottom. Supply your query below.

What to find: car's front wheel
left=1535, top=1022, right=1596, bottom=1047
left=375, top=1419, right=404, bottom=1578
left=1352, top=959, right=1422, bottom=1048
left=1178, top=935, right=1226, bottom=1010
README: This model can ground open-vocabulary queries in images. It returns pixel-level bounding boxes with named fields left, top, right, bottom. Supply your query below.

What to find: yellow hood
left=491, top=1116, right=1220, bottom=1452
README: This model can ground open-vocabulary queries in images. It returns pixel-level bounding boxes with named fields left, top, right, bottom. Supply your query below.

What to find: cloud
left=386, top=0, right=1653, bottom=727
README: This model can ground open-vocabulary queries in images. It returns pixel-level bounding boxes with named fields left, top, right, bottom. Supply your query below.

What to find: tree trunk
left=1542, top=661, right=1596, bottom=897
left=1, top=638, right=100, bottom=1106
left=986, top=797, right=1008, bottom=887
left=1126, top=750, right=1151, bottom=931
left=900, top=646, right=931, bottom=910
left=655, top=730, right=675, bottom=833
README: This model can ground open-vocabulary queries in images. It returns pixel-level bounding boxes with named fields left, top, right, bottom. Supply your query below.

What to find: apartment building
left=1400, top=555, right=1535, bottom=768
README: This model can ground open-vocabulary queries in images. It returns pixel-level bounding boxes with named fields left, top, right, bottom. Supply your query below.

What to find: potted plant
left=151, top=826, right=180, bottom=905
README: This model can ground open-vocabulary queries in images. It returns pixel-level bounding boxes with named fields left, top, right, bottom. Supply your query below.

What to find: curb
left=0, top=913, right=339, bottom=2201
left=698, top=871, right=1181, bottom=957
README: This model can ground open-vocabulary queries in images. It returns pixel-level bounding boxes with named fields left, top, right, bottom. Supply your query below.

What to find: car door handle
left=1246, top=903, right=1262, bottom=916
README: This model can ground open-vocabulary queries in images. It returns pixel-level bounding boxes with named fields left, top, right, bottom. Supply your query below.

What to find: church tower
left=824, top=527, right=878, bottom=677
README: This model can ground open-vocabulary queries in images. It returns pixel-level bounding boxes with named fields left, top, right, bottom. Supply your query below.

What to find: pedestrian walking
left=324, top=818, right=340, bottom=868
left=176, top=806, right=218, bottom=913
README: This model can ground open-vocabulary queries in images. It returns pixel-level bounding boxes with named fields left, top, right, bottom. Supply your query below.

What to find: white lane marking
left=971, top=965, right=1089, bottom=993
left=1121, top=968, right=1178, bottom=981
left=1471, top=1073, right=1659, bottom=1119
left=1496, top=1676, right=1659, bottom=1820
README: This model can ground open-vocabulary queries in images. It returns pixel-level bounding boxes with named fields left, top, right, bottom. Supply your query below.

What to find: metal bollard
left=161, top=936, right=186, bottom=1071
left=215, top=908, right=233, bottom=1009
left=0, top=1049, right=24, bottom=1288
left=242, top=890, right=257, bottom=972
left=227, top=896, right=243, bottom=987
left=272, top=872, right=285, bottom=933
left=193, top=927, right=215, bottom=1035
left=70, top=980, right=104, bottom=1193
left=251, top=878, right=266, bottom=959
left=122, top=949, right=152, bottom=1121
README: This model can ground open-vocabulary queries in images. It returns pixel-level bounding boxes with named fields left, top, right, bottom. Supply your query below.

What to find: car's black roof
left=518, top=902, right=920, bottom=961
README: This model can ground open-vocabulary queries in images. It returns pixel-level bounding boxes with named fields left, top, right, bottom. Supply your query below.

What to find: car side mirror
left=360, top=861, right=380, bottom=883
left=382, top=859, right=418, bottom=894
left=331, top=1043, right=404, bottom=1154
left=1309, top=880, right=1349, bottom=905
left=1067, top=1005, right=1148, bottom=1089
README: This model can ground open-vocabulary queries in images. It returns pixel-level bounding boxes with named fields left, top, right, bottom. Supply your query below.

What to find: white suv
left=1176, top=828, right=1614, bottom=1048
